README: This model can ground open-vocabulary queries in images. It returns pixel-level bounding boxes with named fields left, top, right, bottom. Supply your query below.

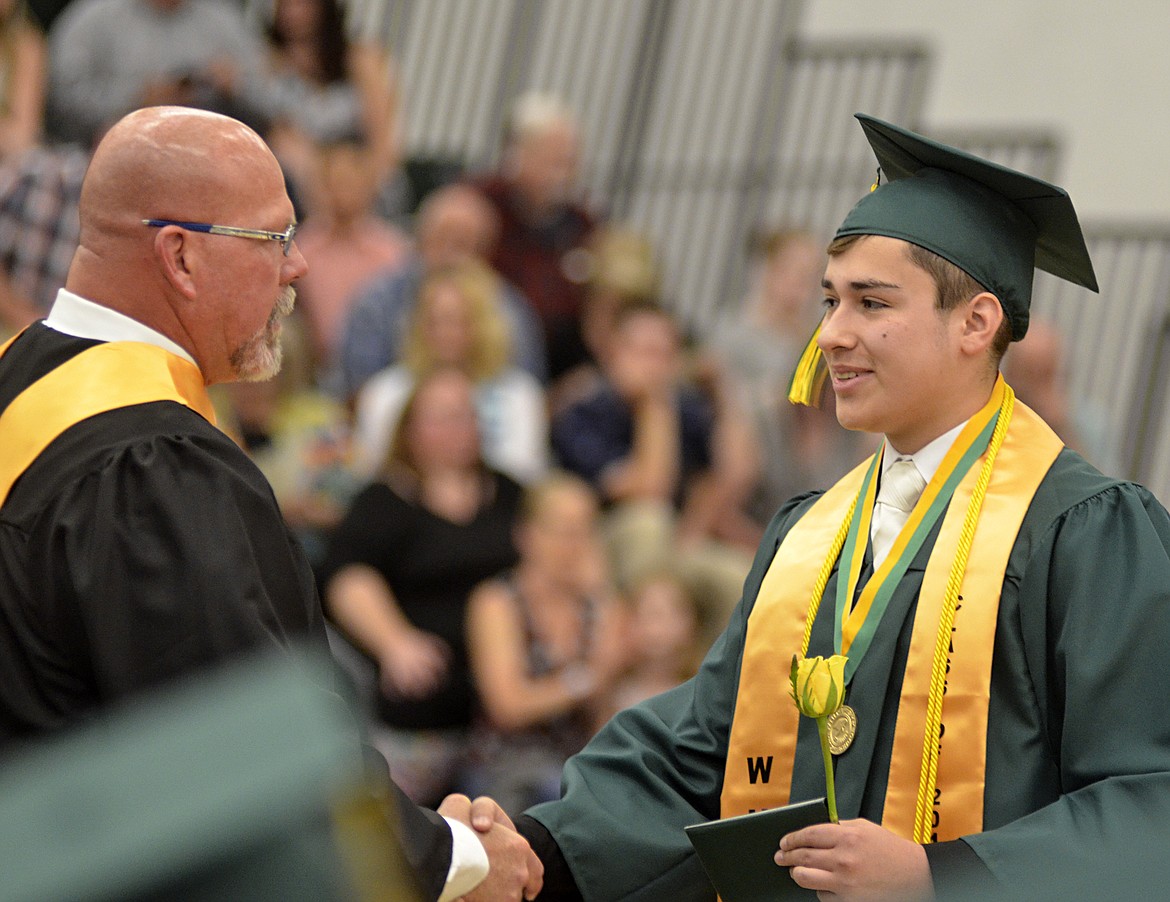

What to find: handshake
left=437, top=794, right=544, bottom=902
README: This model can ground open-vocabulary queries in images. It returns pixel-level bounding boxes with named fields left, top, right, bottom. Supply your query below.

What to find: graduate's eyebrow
left=822, top=276, right=903, bottom=293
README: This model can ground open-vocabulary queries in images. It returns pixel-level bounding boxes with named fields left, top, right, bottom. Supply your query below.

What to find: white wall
left=803, top=0, right=1170, bottom=221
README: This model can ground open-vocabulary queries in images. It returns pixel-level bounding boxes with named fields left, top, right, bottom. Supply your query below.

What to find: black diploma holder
left=685, top=797, right=830, bottom=901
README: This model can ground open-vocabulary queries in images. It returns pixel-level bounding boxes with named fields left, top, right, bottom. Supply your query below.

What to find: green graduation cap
left=838, top=113, right=1098, bottom=339
left=789, top=113, right=1099, bottom=406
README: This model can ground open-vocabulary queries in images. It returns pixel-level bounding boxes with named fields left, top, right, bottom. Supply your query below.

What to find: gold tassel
left=787, top=324, right=828, bottom=407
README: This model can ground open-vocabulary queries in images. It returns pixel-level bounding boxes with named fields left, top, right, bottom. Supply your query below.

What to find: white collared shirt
left=43, top=289, right=491, bottom=899
left=44, top=288, right=198, bottom=366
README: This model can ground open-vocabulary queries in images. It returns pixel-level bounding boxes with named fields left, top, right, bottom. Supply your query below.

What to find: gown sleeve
left=963, top=480, right=1170, bottom=899
left=33, top=430, right=323, bottom=701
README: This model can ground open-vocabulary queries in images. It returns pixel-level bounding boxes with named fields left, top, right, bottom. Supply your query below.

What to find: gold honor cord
left=912, top=386, right=1014, bottom=842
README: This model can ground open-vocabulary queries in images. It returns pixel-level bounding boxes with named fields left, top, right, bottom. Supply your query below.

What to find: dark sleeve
left=550, top=394, right=628, bottom=490
left=678, top=388, right=715, bottom=474
left=38, top=429, right=325, bottom=700
left=515, top=814, right=582, bottom=901
left=964, top=481, right=1170, bottom=899
left=922, top=839, right=996, bottom=900
left=389, top=779, right=455, bottom=902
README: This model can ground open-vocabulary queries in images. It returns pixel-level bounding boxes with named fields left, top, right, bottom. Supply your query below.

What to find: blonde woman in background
left=352, top=259, right=549, bottom=483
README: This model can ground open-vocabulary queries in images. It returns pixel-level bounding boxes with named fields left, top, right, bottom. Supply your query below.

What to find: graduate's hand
left=775, top=818, right=933, bottom=901
left=439, top=794, right=544, bottom=901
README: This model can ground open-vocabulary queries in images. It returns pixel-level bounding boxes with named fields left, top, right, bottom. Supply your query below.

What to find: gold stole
left=721, top=402, right=1062, bottom=841
left=0, top=336, right=215, bottom=508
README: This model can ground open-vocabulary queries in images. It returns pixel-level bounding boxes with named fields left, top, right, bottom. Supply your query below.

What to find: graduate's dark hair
left=826, top=234, right=1013, bottom=363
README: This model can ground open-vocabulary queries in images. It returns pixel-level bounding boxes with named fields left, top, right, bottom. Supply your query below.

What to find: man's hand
left=775, top=818, right=933, bottom=902
left=438, top=794, right=544, bottom=901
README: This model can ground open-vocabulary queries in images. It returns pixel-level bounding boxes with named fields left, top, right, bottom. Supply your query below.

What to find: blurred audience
left=1003, top=316, right=1113, bottom=472
left=256, top=0, right=402, bottom=218
left=0, top=0, right=45, bottom=158
left=293, top=135, right=410, bottom=372
left=45, top=0, right=266, bottom=148
left=469, top=92, right=599, bottom=381
left=0, top=0, right=72, bottom=339
left=464, top=472, right=627, bottom=814
left=352, top=260, right=549, bottom=484
left=216, top=313, right=360, bottom=573
left=333, top=182, right=546, bottom=400
left=0, top=143, right=87, bottom=337
left=606, top=568, right=708, bottom=716
left=710, top=228, right=871, bottom=519
left=549, top=224, right=661, bottom=414
left=551, top=301, right=753, bottom=624
left=320, top=367, right=523, bottom=807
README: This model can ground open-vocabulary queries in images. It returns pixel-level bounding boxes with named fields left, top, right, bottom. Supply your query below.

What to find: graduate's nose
left=817, top=306, right=854, bottom=352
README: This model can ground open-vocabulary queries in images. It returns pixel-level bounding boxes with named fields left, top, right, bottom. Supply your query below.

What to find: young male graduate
left=515, top=114, right=1170, bottom=900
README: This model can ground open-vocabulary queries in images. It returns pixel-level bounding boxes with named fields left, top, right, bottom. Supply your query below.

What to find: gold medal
left=826, top=704, right=857, bottom=755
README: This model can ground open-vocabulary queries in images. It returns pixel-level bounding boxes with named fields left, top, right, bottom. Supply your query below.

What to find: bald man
left=0, top=107, right=540, bottom=902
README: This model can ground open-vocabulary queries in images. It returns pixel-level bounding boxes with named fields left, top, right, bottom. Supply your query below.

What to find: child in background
left=605, top=568, right=708, bottom=722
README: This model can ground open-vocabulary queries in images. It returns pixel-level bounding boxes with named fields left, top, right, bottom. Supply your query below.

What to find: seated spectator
left=320, top=367, right=524, bottom=807
left=256, top=0, right=402, bottom=218
left=292, top=135, right=410, bottom=373
left=215, top=312, right=360, bottom=573
left=469, top=92, right=599, bottom=380
left=551, top=301, right=754, bottom=624
left=0, top=141, right=88, bottom=336
left=606, top=568, right=708, bottom=717
left=709, top=228, right=872, bottom=518
left=45, top=0, right=265, bottom=148
left=0, top=0, right=45, bottom=158
left=333, top=182, right=546, bottom=400
left=1002, top=316, right=1114, bottom=472
left=352, top=260, right=549, bottom=484
left=549, top=224, right=661, bottom=415
left=463, top=472, right=628, bottom=814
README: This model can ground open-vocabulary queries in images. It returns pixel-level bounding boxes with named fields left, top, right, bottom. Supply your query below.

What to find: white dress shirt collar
left=880, top=419, right=969, bottom=486
left=43, top=288, right=198, bottom=368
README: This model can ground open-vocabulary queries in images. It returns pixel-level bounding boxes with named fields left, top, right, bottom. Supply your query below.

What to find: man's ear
left=153, top=227, right=198, bottom=300
left=959, top=292, right=1004, bottom=357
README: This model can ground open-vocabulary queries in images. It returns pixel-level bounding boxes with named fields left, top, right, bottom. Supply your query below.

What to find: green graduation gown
left=527, top=448, right=1170, bottom=900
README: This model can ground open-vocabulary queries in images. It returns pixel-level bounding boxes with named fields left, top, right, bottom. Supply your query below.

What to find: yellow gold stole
left=721, top=400, right=1062, bottom=841
left=0, top=336, right=215, bottom=507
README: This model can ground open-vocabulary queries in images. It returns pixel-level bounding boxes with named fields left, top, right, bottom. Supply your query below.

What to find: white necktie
left=871, top=457, right=927, bottom=568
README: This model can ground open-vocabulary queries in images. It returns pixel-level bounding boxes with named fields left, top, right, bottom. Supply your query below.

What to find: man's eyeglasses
left=142, top=219, right=298, bottom=256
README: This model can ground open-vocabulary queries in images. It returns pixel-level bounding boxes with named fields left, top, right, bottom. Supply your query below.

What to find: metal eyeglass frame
left=141, top=219, right=298, bottom=255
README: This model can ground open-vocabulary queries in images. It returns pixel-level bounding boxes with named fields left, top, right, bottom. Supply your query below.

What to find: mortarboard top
left=835, top=113, right=1099, bottom=341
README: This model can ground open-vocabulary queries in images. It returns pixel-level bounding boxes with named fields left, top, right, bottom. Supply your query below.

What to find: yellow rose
left=789, top=653, right=847, bottom=719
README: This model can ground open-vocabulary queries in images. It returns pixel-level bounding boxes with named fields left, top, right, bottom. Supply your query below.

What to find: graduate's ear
left=958, top=291, right=1004, bottom=359
left=152, top=226, right=199, bottom=301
